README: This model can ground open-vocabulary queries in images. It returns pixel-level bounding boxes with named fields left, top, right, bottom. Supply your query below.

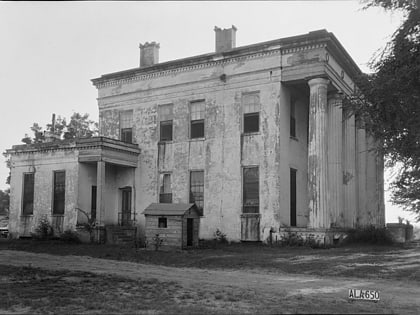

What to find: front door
left=187, top=218, right=194, bottom=246
left=121, top=187, right=132, bottom=226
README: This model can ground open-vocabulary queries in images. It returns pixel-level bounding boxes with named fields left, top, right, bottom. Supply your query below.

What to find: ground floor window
left=22, top=173, right=34, bottom=215
left=53, top=171, right=65, bottom=215
left=189, top=170, right=204, bottom=215
left=243, top=167, right=259, bottom=213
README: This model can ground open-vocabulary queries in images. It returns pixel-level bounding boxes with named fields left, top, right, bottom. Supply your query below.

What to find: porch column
left=96, top=160, right=106, bottom=226
left=327, top=93, right=344, bottom=227
left=307, top=78, right=329, bottom=228
left=342, top=109, right=357, bottom=228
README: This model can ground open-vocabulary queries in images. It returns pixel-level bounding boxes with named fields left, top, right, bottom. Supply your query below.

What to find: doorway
left=187, top=218, right=193, bottom=246
left=120, top=187, right=132, bottom=226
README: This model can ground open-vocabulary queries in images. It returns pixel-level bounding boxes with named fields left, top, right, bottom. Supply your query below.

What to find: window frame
left=159, top=173, right=172, bottom=203
left=52, top=170, right=66, bottom=215
left=290, top=100, right=297, bottom=138
left=120, top=110, right=133, bottom=143
left=189, top=170, right=204, bottom=215
left=242, top=92, right=260, bottom=134
left=120, top=127, right=133, bottom=143
left=242, top=166, right=259, bottom=214
left=22, top=172, right=35, bottom=216
left=190, top=101, right=205, bottom=139
left=158, top=217, right=167, bottom=228
left=159, top=104, right=174, bottom=142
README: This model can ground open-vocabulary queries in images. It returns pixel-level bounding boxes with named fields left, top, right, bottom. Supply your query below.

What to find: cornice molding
left=94, top=49, right=281, bottom=89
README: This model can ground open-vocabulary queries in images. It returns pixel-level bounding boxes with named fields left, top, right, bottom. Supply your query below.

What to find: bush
left=345, top=226, right=394, bottom=245
left=32, top=217, right=54, bottom=240
left=60, top=230, right=81, bottom=244
left=214, top=229, right=228, bottom=244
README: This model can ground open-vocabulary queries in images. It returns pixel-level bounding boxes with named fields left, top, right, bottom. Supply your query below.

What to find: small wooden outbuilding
left=143, top=203, right=200, bottom=250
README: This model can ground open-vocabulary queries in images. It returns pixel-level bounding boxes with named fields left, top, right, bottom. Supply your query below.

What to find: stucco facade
left=7, top=28, right=385, bottom=243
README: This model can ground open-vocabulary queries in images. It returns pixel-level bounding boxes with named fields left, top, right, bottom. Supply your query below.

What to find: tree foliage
left=0, top=189, right=9, bottom=215
left=345, top=0, right=420, bottom=220
left=21, top=112, right=98, bottom=144
left=3, top=112, right=98, bottom=185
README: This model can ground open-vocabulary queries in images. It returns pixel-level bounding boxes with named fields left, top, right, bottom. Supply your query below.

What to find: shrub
left=152, top=234, right=164, bottom=251
left=279, top=231, right=305, bottom=247
left=214, top=229, right=228, bottom=244
left=60, top=229, right=81, bottom=244
left=32, top=217, right=54, bottom=240
left=345, top=226, right=394, bottom=245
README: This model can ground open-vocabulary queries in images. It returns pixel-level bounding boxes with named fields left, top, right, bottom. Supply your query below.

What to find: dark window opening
left=244, top=113, right=259, bottom=133
left=53, top=171, right=65, bottom=215
left=290, top=168, right=297, bottom=227
left=190, top=120, right=204, bottom=139
left=160, top=120, right=173, bottom=141
left=120, top=187, right=132, bottom=226
left=190, top=171, right=204, bottom=215
left=290, top=101, right=296, bottom=138
left=158, top=217, right=167, bottom=228
left=91, top=186, right=97, bottom=221
left=243, top=167, right=259, bottom=213
left=121, top=128, right=133, bottom=143
left=22, top=173, right=34, bottom=215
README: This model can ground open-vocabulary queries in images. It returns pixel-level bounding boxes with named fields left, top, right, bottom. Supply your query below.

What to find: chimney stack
left=214, top=25, right=237, bottom=53
left=139, top=42, right=160, bottom=67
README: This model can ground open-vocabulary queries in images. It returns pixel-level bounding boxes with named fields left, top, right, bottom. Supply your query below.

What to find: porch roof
left=76, top=137, right=140, bottom=167
left=143, top=203, right=198, bottom=216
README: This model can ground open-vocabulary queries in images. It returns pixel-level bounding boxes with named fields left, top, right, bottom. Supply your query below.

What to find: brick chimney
left=139, top=42, right=160, bottom=67
left=214, top=25, right=237, bottom=53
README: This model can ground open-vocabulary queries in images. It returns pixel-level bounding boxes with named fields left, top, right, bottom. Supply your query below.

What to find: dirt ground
left=1, top=248, right=420, bottom=314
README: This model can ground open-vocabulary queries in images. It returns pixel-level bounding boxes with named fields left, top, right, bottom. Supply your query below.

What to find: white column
left=96, top=160, right=106, bottom=226
left=327, top=93, right=343, bottom=227
left=342, top=110, right=357, bottom=228
left=307, top=78, right=330, bottom=229
left=357, top=122, right=367, bottom=227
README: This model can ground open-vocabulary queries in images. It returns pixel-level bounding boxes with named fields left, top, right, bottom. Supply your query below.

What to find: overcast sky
left=0, top=1, right=415, bottom=223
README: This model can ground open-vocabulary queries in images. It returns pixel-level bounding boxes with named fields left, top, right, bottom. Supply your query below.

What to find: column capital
left=308, top=77, right=330, bottom=89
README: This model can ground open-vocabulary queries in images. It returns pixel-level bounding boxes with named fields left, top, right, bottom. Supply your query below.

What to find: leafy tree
left=3, top=112, right=98, bottom=185
left=20, top=112, right=98, bottom=144
left=345, top=0, right=420, bottom=220
left=0, top=189, right=9, bottom=215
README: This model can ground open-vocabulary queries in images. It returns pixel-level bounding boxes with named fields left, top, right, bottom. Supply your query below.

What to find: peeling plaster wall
left=9, top=149, right=79, bottom=237
left=96, top=52, right=311, bottom=241
left=77, top=163, right=96, bottom=224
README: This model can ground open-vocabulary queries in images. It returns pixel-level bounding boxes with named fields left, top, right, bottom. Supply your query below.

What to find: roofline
left=91, top=29, right=362, bottom=87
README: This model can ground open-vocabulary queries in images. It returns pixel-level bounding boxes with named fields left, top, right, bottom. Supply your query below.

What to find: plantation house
left=7, top=27, right=385, bottom=244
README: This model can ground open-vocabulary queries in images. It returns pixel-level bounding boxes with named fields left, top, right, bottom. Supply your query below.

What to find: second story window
left=159, top=104, right=173, bottom=142
left=190, top=101, right=205, bottom=139
left=159, top=173, right=172, bottom=203
left=243, top=92, right=260, bottom=134
left=120, top=110, right=133, bottom=143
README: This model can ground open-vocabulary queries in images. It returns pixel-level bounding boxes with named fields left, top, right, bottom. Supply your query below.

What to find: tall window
left=243, top=92, right=260, bottom=133
left=120, top=110, right=133, bottom=143
left=53, top=171, right=65, bottom=215
left=159, top=173, right=172, bottom=203
left=190, top=170, right=204, bottom=215
left=290, top=101, right=296, bottom=138
left=159, top=104, right=173, bottom=142
left=243, top=167, right=259, bottom=213
left=290, top=168, right=297, bottom=227
left=190, top=101, right=205, bottom=139
left=91, top=186, right=97, bottom=221
left=22, top=173, right=34, bottom=215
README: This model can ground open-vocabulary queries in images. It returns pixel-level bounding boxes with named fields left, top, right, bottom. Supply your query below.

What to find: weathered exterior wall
left=145, top=216, right=183, bottom=249
left=9, top=148, right=79, bottom=237
left=96, top=50, right=313, bottom=242
left=92, top=30, right=385, bottom=242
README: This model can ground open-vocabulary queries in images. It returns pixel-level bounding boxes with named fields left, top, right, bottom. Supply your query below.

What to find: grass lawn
left=1, top=239, right=419, bottom=281
left=0, top=264, right=402, bottom=314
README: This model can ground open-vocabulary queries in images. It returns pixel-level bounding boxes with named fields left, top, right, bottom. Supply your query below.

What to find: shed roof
left=143, top=203, right=199, bottom=216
